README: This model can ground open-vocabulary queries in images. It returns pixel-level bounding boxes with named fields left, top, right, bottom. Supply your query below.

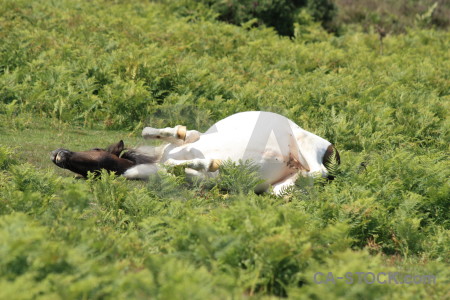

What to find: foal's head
left=50, top=140, right=135, bottom=177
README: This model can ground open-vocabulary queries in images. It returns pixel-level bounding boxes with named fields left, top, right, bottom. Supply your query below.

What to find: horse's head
left=50, top=140, right=135, bottom=177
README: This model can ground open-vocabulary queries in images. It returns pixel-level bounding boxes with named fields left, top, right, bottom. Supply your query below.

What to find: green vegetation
left=0, top=0, right=449, bottom=298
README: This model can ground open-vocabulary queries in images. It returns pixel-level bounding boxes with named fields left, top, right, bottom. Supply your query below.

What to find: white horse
left=123, top=111, right=339, bottom=194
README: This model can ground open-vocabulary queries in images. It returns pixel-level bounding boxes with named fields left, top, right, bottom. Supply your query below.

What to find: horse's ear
left=107, top=140, right=125, bottom=156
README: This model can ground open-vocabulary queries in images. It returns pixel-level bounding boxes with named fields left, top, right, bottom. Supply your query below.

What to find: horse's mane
left=121, top=146, right=163, bottom=165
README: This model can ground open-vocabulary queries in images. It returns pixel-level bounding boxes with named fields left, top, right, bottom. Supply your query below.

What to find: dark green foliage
left=166, top=0, right=337, bottom=36
left=204, top=0, right=299, bottom=36
left=306, top=0, right=337, bottom=31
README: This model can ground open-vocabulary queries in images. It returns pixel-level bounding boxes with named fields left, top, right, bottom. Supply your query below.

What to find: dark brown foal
left=50, top=140, right=135, bottom=177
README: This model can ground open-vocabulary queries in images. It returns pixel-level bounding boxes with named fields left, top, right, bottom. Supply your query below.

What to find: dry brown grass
left=334, top=0, right=450, bottom=33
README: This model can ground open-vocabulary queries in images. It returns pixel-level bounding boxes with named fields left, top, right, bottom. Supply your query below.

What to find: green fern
left=211, top=159, right=265, bottom=195
left=325, top=147, right=341, bottom=179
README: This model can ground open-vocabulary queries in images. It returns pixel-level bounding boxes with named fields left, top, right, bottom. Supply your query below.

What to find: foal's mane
left=120, top=146, right=163, bottom=165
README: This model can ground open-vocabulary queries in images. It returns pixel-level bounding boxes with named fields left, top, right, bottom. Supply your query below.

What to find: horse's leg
left=164, top=158, right=221, bottom=172
left=272, top=173, right=300, bottom=195
left=123, top=164, right=159, bottom=179
left=184, top=168, right=211, bottom=181
left=142, top=125, right=202, bottom=144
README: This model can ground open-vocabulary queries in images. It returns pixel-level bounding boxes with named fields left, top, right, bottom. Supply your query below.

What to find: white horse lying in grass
left=51, top=111, right=340, bottom=194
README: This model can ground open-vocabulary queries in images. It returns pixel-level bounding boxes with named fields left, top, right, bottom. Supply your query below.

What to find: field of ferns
left=0, top=0, right=449, bottom=298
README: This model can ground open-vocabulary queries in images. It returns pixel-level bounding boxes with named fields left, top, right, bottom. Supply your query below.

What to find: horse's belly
left=197, top=142, right=292, bottom=183
left=185, top=111, right=299, bottom=184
